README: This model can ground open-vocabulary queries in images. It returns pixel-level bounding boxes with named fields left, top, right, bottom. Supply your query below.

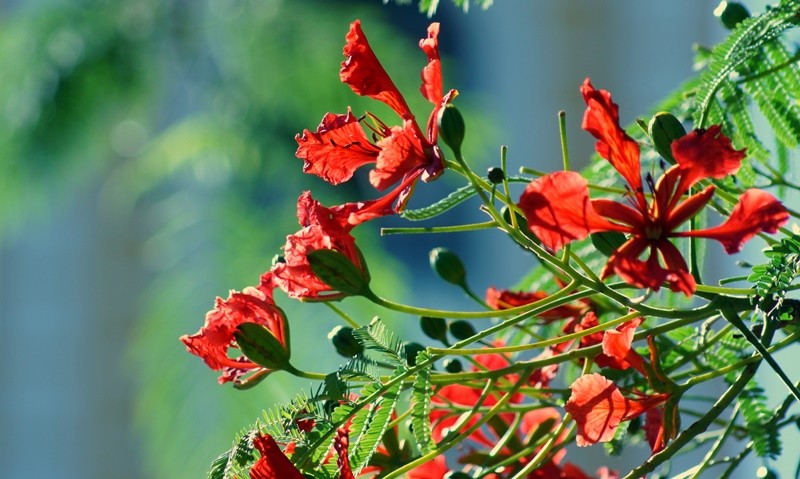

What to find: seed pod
left=449, top=320, right=476, bottom=340
left=429, top=247, right=467, bottom=288
left=443, top=358, right=463, bottom=373
left=328, top=325, right=363, bottom=358
left=420, top=316, right=448, bottom=342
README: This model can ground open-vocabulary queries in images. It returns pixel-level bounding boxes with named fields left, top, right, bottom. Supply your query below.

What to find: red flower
left=566, top=321, right=674, bottom=452
left=519, top=79, right=788, bottom=295
left=407, top=456, right=448, bottom=479
left=180, top=280, right=288, bottom=385
left=296, top=20, right=456, bottom=210
left=271, top=190, right=396, bottom=300
left=250, top=429, right=354, bottom=479
left=485, top=286, right=586, bottom=321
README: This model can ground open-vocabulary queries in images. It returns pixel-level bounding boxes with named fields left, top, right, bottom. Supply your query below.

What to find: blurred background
left=2, top=0, right=790, bottom=478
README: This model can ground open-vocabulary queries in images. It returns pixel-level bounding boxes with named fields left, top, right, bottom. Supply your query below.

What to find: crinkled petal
left=565, top=373, right=647, bottom=446
left=678, top=188, right=788, bottom=253
left=180, top=287, right=286, bottom=384
left=370, top=121, right=429, bottom=191
left=581, top=79, right=643, bottom=197
left=671, top=125, right=746, bottom=196
left=250, top=434, right=305, bottom=479
left=295, top=110, right=380, bottom=185
left=340, top=20, right=413, bottom=119
left=419, top=22, right=442, bottom=107
left=520, top=171, right=627, bottom=251
left=592, top=198, right=643, bottom=230
left=604, top=240, right=695, bottom=295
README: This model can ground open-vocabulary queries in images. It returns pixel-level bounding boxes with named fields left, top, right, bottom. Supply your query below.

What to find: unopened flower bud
left=328, top=325, right=363, bottom=358
left=403, top=342, right=426, bottom=366
left=487, top=167, right=505, bottom=184
left=429, top=247, right=467, bottom=288
left=443, top=358, right=463, bottom=373
left=420, top=316, right=448, bottom=342
left=449, top=320, right=476, bottom=341
left=714, top=1, right=750, bottom=30
left=437, top=104, right=465, bottom=153
left=648, top=112, right=686, bottom=165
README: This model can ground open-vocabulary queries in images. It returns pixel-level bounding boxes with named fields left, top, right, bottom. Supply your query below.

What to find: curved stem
left=325, top=302, right=360, bottom=329
left=380, top=220, right=497, bottom=236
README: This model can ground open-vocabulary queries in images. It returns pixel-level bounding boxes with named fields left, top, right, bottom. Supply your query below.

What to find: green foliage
left=385, top=0, right=494, bottom=17
left=402, top=184, right=477, bottom=221
left=749, top=233, right=800, bottom=322
left=410, top=351, right=436, bottom=454
left=738, top=384, right=782, bottom=458
left=351, top=317, right=408, bottom=367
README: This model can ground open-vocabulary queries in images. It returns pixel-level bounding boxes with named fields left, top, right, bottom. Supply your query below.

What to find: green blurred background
left=0, top=1, right=748, bottom=478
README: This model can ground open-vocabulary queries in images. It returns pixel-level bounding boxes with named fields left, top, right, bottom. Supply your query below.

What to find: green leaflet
left=693, top=2, right=799, bottom=128
left=401, top=184, right=476, bottom=221
left=749, top=233, right=800, bottom=322
left=738, top=384, right=782, bottom=458
left=351, top=317, right=406, bottom=366
left=410, top=351, right=435, bottom=454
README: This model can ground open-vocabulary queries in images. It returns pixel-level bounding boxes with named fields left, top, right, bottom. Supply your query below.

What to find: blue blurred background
left=5, top=1, right=791, bottom=478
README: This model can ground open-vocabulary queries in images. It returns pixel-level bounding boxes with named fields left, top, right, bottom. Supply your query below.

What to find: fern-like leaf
left=410, top=352, right=435, bottom=454
left=401, top=184, right=476, bottom=221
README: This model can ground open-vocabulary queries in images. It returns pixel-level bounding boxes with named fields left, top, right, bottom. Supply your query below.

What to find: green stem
left=687, top=405, right=740, bottom=479
left=285, top=365, right=328, bottom=381
left=325, top=302, right=360, bottom=329
left=380, top=221, right=497, bottom=236
left=382, top=366, right=534, bottom=479
left=622, top=356, right=762, bottom=479
left=558, top=110, right=570, bottom=171
left=500, top=145, right=517, bottom=230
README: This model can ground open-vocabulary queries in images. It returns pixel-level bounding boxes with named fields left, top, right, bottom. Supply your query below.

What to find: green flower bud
left=403, top=342, right=426, bottom=366
left=449, top=320, right=476, bottom=341
left=437, top=104, right=465, bottom=153
left=756, top=467, right=778, bottom=479
left=429, top=247, right=467, bottom=287
left=420, top=316, right=448, bottom=342
left=307, top=248, right=371, bottom=297
left=328, top=325, right=363, bottom=358
left=714, top=2, right=750, bottom=30
left=648, top=112, right=686, bottom=165
left=487, top=166, right=505, bottom=184
left=443, top=358, right=463, bottom=373
left=235, top=322, right=292, bottom=371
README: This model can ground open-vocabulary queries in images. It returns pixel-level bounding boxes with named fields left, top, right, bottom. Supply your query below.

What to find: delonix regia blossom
left=296, top=20, right=456, bottom=211
left=519, top=79, right=789, bottom=295
left=180, top=9, right=800, bottom=479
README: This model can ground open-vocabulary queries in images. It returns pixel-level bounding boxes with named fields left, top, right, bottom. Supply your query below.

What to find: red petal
left=592, top=198, right=643, bottom=230
left=371, top=121, right=429, bottom=191
left=333, top=428, right=355, bottom=479
left=419, top=23, right=442, bottom=107
left=664, top=185, right=715, bottom=232
left=679, top=189, right=788, bottom=253
left=519, top=171, right=626, bottom=250
left=600, top=318, right=645, bottom=374
left=407, top=456, right=448, bottom=479
left=273, top=194, right=364, bottom=299
left=295, top=110, right=380, bottom=185
left=644, top=407, right=666, bottom=453
left=485, top=287, right=584, bottom=320
left=340, top=20, right=413, bottom=120
left=604, top=239, right=696, bottom=295
left=565, top=373, right=646, bottom=446
left=250, top=434, right=305, bottom=479
left=180, top=287, right=285, bottom=384
left=671, top=125, right=746, bottom=196
left=580, top=79, right=643, bottom=196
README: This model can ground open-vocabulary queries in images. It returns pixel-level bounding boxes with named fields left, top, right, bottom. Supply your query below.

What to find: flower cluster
left=180, top=16, right=796, bottom=479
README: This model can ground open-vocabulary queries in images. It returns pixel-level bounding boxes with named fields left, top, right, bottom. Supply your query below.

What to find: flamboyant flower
left=566, top=322, right=675, bottom=453
left=485, top=286, right=586, bottom=321
left=180, top=279, right=288, bottom=385
left=519, top=79, right=788, bottom=295
left=249, top=429, right=353, bottom=479
left=296, top=20, right=457, bottom=210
